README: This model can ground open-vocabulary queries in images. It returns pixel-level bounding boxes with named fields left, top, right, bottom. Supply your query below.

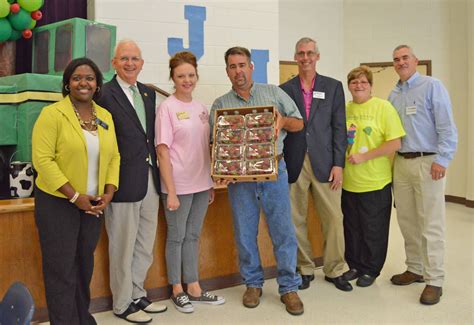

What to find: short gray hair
left=392, top=44, right=417, bottom=58
left=295, top=37, right=319, bottom=55
left=114, top=39, right=142, bottom=58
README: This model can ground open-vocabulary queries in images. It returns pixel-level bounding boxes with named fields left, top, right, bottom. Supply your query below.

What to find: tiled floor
left=43, top=203, right=474, bottom=324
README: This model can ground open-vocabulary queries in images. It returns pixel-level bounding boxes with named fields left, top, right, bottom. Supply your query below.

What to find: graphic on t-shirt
left=359, top=146, right=368, bottom=154
left=347, top=123, right=357, bottom=154
left=199, top=110, right=209, bottom=124
left=363, top=126, right=372, bottom=135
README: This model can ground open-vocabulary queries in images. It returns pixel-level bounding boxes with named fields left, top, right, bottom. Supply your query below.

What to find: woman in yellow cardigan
left=32, top=58, right=120, bottom=325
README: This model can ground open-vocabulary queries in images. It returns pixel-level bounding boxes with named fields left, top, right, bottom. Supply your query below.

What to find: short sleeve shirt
left=210, top=83, right=302, bottom=155
left=155, top=95, right=213, bottom=194
left=343, top=97, right=405, bottom=193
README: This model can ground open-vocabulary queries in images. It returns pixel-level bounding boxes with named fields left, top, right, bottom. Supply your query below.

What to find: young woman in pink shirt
left=155, top=51, right=225, bottom=313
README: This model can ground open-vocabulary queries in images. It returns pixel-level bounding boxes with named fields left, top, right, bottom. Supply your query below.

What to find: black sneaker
left=171, top=292, right=194, bottom=313
left=188, top=291, right=225, bottom=305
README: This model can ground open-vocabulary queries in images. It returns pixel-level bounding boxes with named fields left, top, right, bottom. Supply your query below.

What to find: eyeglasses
left=349, top=80, right=370, bottom=86
left=295, top=51, right=317, bottom=58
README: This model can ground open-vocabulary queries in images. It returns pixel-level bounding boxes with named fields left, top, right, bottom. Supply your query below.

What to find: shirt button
left=147, top=139, right=149, bottom=143
left=146, top=157, right=150, bottom=162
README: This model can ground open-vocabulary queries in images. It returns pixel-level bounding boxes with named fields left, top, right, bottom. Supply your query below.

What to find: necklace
left=71, top=101, right=98, bottom=131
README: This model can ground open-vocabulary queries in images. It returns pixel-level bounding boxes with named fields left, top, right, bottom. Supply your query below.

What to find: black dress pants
left=341, top=183, right=392, bottom=277
left=35, top=188, right=102, bottom=325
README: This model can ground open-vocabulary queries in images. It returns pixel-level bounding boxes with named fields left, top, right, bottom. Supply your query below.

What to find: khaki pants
left=393, top=154, right=446, bottom=287
left=105, top=170, right=160, bottom=314
left=290, top=154, right=347, bottom=278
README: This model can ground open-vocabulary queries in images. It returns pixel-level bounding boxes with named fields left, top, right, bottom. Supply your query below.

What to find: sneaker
left=188, top=291, right=225, bottom=305
left=171, top=292, right=194, bottom=313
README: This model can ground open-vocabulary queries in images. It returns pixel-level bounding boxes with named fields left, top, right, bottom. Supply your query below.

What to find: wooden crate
left=211, top=106, right=278, bottom=182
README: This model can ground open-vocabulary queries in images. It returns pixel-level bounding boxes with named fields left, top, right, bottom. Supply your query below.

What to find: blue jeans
left=227, top=159, right=301, bottom=294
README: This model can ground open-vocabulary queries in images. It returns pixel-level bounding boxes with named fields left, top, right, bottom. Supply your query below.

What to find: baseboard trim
left=33, top=257, right=324, bottom=322
left=445, top=195, right=474, bottom=208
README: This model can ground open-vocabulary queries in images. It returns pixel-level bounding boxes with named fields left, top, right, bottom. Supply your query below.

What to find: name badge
left=406, top=105, right=417, bottom=115
left=176, top=111, right=190, bottom=120
left=95, top=118, right=109, bottom=130
left=313, top=91, right=325, bottom=99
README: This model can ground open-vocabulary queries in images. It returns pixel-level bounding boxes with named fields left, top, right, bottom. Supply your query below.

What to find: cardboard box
left=211, top=106, right=278, bottom=182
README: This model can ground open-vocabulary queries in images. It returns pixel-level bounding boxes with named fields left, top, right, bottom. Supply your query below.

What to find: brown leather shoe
left=390, top=270, right=424, bottom=285
left=420, top=285, right=443, bottom=305
left=243, top=287, right=262, bottom=308
left=280, top=291, right=304, bottom=316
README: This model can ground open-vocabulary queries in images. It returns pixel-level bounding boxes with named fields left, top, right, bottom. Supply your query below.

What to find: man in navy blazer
left=96, top=39, right=166, bottom=323
left=281, top=37, right=351, bottom=292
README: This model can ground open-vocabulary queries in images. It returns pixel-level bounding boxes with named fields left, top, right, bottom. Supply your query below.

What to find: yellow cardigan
left=32, top=96, right=120, bottom=198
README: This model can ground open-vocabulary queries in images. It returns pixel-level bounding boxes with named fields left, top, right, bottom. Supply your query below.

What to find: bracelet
left=69, top=191, right=80, bottom=203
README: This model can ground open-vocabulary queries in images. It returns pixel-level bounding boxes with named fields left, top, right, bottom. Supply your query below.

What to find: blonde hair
left=347, top=65, right=373, bottom=86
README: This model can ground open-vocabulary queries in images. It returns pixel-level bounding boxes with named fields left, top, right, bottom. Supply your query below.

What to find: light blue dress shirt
left=211, top=83, right=302, bottom=155
left=388, top=72, right=457, bottom=167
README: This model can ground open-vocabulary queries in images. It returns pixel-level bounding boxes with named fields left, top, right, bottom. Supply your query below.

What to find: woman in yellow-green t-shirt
left=341, top=66, right=405, bottom=288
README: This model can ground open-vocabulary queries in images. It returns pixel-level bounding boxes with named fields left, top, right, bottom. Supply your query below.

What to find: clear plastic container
left=214, top=160, right=245, bottom=176
left=216, top=129, right=244, bottom=144
left=216, top=114, right=245, bottom=129
left=245, top=143, right=274, bottom=160
left=216, top=144, right=244, bottom=160
left=246, top=158, right=274, bottom=175
left=245, top=127, right=274, bottom=143
left=245, top=112, right=273, bottom=128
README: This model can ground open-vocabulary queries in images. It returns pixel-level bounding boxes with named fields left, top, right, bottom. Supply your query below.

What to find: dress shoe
left=325, top=276, right=353, bottom=291
left=134, top=297, right=167, bottom=313
left=280, top=291, right=304, bottom=316
left=420, top=285, right=443, bottom=305
left=390, top=270, right=424, bottom=285
left=356, top=274, right=376, bottom=287
left=298, top=274, right=315, bottom=290
left=243, top=287, right=262, bottom=308
left=114, top=303, right=152, bottom=324
left=343, top=268, right=359, bottom=281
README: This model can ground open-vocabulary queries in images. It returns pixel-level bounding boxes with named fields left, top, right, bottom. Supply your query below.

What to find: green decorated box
left=32, top=18, right=116, bottom=80
left=0, top=73, right=62, bottom=161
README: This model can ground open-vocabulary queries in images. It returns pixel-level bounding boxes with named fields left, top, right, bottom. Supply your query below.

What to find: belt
left=276, top=153, right=283, bottom=161
left=397, top=152, right=436, bottom=159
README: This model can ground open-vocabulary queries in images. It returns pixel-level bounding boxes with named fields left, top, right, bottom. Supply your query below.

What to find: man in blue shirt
left=211, top=46, right=304, bottom=316
left=388, top=45, right=457, bottom=305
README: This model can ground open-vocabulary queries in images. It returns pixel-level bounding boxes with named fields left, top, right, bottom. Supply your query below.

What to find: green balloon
left=8, top=27, right=21, bottom=40
left=18, top=0, right=43, bottom=12
left=28, top=18, right=36, bottom=29
left=0, top=18, right=12, bottom=42
left=8, top=8, right=32, bottom=30
left=7, top=0, right=14, bottom=3
left=0, top=0, right=9, bottom=19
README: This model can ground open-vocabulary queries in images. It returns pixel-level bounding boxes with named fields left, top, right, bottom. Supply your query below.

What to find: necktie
left=130, top=85, right=147, bottom=132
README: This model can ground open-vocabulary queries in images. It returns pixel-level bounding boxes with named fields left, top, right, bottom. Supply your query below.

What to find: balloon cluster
left=0, top=0, right=44, bottom=43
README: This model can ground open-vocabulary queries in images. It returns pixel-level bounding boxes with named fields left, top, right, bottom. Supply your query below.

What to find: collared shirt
left=299, top=76, right=315, bottom=119
left=388, top=72, right=457, bottom=167
left=211, top=83, right=302, bottom=155
left=116, top=75, right=137, bottom=108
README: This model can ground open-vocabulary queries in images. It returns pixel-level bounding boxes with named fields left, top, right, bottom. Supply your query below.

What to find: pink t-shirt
left=155, top=95, right=213, bottom=195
